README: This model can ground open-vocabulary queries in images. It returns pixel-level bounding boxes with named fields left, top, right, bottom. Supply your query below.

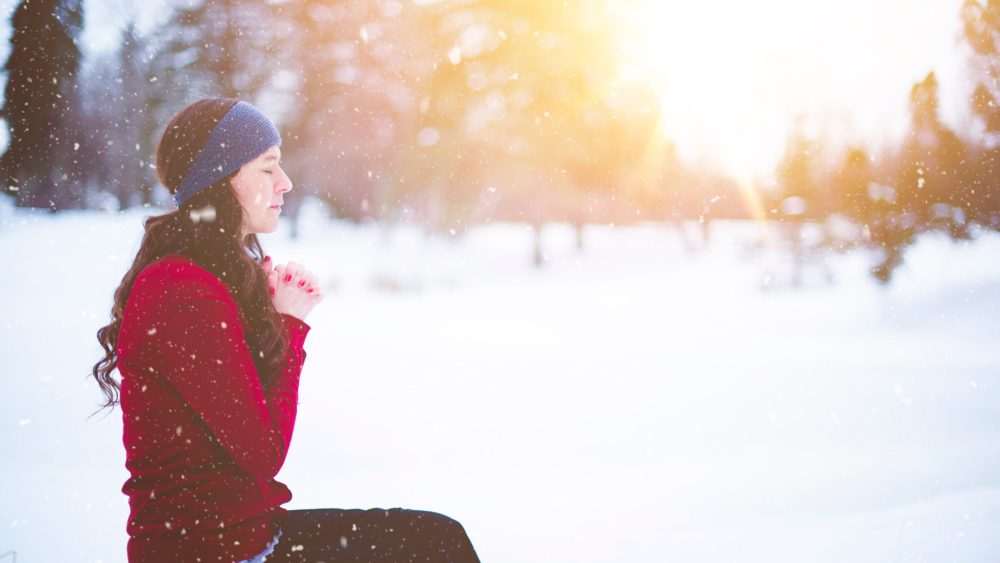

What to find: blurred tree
left=866, top=72, right=969, bottom=284
left=150, top=0, right=278, bottom=101
left=79, top=0, right=285, bottom=212
left=74, top=16, right=207, bottom=212
left=400, top=0, right=648, bottom=264
left=962, top=0, right=1000, bottom=136
left=568, top=82, right=664, bottom=228
left=773, top=124, right=822, bottom=287
left=118, top=23, right=167, bottom=207
left=831, top=146, right=872, bottom=224
left=969, top=147, right=1000, bottom=228
left=895, top=72, right=969, bottom=232
left=960, top=0, right=1000, bottom=229
left=855, top=146, right=910, bottom=284
left=76, top=49, right=118, bottom=209
left=0, top=0, right=84, bottom=210
left=116, top=23, right=159, bottom=207
left=278, top=1, right=419, bottom=225
left=775, top=120, right=825, bottom=221
left=80, top=22, right=160, bottom=209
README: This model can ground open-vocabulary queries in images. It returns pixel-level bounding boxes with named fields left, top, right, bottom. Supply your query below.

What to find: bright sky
left=619, top=0, right=970, bottom=180
left=0, top=0, right=974, bottom=182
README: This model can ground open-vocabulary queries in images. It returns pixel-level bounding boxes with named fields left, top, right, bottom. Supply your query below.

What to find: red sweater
left=116, top=253, right=310, bottom=562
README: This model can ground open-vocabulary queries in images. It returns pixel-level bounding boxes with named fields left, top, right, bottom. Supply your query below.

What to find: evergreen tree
left=960, top=0, right=1000, bottom=228
left=78, top=21, right=166, bottom=210
left=150, top=0, right=278, bottom=101
left=831, top=147, right=873, bottom=223
left=895, top=72, right=969, bottom=231
left=0, top=0, right=84, bottom=210
left=775, top=121, right=825, bottom=221
left=279, top=1, right=419, bottom=224
left=76, top=48, right=117, bottom=208
left=962, top=0, right=1000, bottom=136
left=867, top=72, right=969, bottom=284
left=772, top=123, right=825, bottom=287
left=400, top=0, right=627, bottom=244
left=969, top=146, right=1000, bottom=228
left=115, top=23, right=158, bottom=207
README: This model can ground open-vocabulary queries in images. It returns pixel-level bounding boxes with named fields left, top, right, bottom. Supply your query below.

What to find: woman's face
left=230, top=145, right=292, bottom=236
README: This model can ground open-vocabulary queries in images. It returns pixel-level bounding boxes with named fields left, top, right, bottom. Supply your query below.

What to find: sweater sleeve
left=150, top=276, right=311, bottom=479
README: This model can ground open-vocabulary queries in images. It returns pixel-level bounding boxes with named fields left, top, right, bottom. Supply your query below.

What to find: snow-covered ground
left=2, top=200, right=999, bottom=562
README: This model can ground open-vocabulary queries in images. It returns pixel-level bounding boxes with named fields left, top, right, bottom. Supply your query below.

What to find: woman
left=91, top=98, right=481, bottom=562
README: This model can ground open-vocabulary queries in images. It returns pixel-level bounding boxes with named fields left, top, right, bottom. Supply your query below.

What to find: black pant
left=264, top=508, right=481, bottom=562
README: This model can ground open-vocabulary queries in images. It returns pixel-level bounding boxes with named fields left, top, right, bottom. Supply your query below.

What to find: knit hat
left=173, top=101, right=282, bottom=208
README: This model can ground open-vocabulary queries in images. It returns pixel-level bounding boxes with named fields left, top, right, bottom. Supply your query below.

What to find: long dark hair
left=89, top=98, right=289, bottom=415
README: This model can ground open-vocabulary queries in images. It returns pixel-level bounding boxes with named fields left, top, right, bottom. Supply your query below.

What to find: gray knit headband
left=173, top=101, right=282, bottom=208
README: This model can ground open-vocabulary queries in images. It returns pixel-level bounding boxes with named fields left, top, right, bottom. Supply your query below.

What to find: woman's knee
left=400, top=509, right=471, bottom=542
left=402, top=509, right=461, bottom=527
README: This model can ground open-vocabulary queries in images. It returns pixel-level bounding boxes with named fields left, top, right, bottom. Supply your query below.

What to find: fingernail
left=298, top=280, right=306, bottom=287
left=269, top=286, right=276, bottom=295
left=284, top=274, right=292, bottom=283
left=263, top=256, right=271, bottom=263
left=307, top=288, right=314, bottom=293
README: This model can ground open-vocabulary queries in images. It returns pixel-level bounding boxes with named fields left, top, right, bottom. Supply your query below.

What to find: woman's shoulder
left=119, top=254, right=242, bottom=360
left=132, top=252, right=231, bottom=305
left=138, top=252, right=220, bottom=285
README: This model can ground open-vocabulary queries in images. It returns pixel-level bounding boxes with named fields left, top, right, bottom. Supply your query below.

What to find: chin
left=249, top=221, right=279, bottom=235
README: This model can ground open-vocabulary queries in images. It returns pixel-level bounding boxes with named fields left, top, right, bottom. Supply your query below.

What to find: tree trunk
left=532, top=222, right=544, bottom=267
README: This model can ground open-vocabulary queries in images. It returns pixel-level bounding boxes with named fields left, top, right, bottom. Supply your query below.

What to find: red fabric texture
left=116, top=253, right=310, bottom=562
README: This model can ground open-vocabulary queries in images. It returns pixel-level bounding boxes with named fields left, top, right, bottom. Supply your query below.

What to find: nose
left=276, top=166, right=292, bottom=194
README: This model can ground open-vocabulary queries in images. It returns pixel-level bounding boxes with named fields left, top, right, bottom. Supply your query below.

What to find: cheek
left=244, top=185, right=271, bottom=210
left=232, top=175, right=262, bottom=206
left=251, top=187, right=268, bottom=206
left=233, top=173, right=274, bottom=213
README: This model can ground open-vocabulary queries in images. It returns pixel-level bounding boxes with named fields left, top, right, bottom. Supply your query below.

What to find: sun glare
left=615, top=0, right=823, bottom=182
left=612, top=0, right=965, bottom=183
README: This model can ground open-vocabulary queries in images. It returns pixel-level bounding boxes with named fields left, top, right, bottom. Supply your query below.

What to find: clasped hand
left=262, top=256, right=324, bottom=322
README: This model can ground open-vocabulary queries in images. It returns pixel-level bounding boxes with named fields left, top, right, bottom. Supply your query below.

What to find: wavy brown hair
left=89, top=98, right=289, bottom=416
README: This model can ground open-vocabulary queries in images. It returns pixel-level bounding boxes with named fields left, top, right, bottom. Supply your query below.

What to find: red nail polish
left=307, top=288, right=314, bottom=293
left=269, top=286, right=276, bottom=295
left=298, top=280, right=306, bottom=287
left=263, top=256, right=271, bottom=263
left=284, top=274, right=292, bottom=283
